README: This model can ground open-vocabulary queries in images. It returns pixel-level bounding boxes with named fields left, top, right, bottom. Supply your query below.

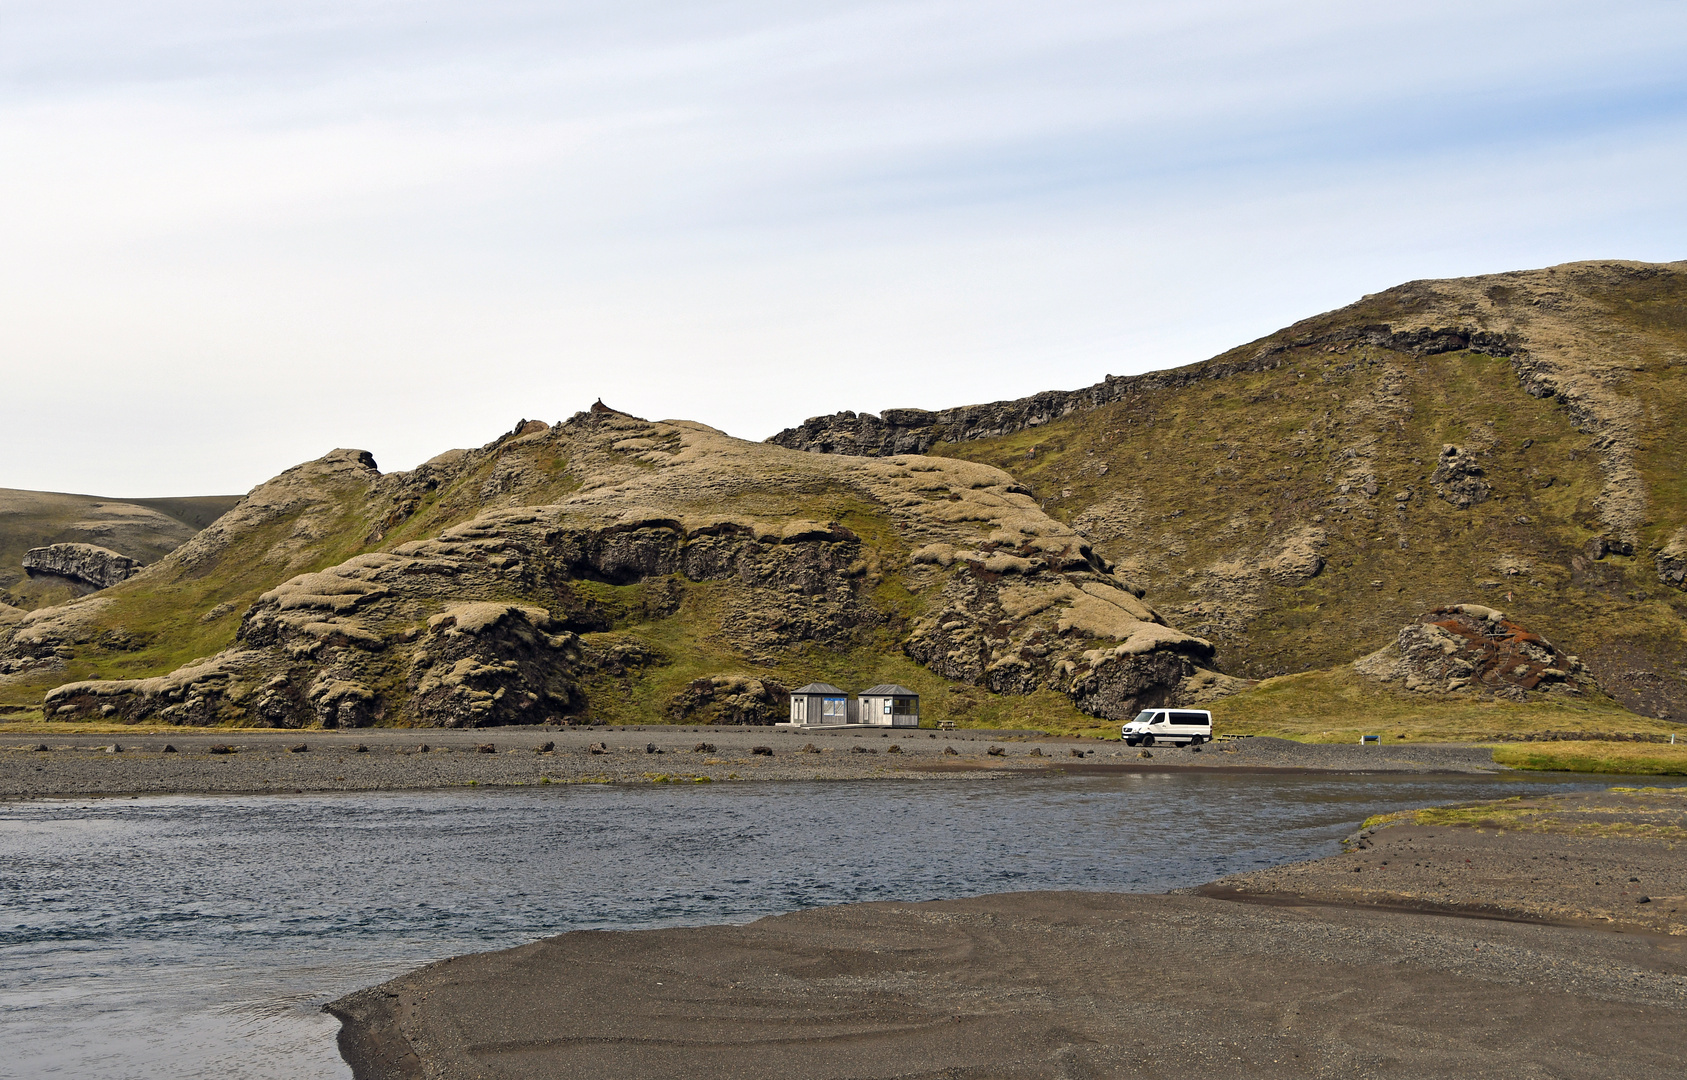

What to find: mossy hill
left=774, top=260, right=1687, bottom=725
left=1, top=411, right=1219, bottom=733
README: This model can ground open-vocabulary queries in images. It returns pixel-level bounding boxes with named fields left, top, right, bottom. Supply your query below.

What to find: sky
left=3, top=1, right=1685, bottom=496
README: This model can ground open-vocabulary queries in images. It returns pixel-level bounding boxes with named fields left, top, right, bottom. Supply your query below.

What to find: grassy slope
left=937, top=272, right=1687, bottom=730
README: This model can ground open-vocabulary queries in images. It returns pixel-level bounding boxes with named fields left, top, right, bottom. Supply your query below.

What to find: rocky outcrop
left=767, top=326, right=1520, bottom=458
left=1655, top=530, right=1686, bottom=590
left=664, top=675, right=790, bottom=725
left=1429, top=445, right=1490, bottom=509
left=902, top=550, right=1219, bottom=720
left=1353, top=605, right=1591, bottom=701
left=22, top=544, right=143, bottom=589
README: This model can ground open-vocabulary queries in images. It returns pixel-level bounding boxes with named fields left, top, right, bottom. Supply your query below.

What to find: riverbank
left=0, top=728, right=1510, bottom=798
left=329, top=786, right=1687, bottom=1080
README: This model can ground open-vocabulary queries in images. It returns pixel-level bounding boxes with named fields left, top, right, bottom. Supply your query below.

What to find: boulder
left=1353, top=605, right=1591, bottom=699
left=22, top=543, right=143, bottom=590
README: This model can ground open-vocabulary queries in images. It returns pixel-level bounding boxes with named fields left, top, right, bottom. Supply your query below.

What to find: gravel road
left=0, top=729, right=1504, bottom=799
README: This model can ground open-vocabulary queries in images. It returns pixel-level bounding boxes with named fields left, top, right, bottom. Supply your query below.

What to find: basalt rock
left=1353, top=605, right=1591, bottom=700
left=1429, top=445, right=1491, bottom=509
left=664, top=675, right=790, bottom=726
left=22, top=544, right=144, bottom=590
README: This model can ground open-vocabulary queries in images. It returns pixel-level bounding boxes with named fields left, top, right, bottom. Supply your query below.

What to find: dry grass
left=1492, top=741, right=1687, bottom=776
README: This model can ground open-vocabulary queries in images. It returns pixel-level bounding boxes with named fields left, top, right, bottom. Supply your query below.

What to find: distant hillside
left=771, top=260, right=1687, bottom=721
left=0, top=489, right=241, bottom=611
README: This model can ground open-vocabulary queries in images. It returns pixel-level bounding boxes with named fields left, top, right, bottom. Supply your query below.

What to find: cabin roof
left=791, top=682, right=847, bottom=696
left=860, top=684, right=918, bottom=697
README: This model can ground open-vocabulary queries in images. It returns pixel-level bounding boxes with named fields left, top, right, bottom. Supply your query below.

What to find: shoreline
left=0, top=727, right=1511, bottom=800
left=327, top=785, right=1687, bottom=1080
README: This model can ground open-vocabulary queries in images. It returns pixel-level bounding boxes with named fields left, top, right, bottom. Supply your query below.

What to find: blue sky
left=4, top=0, right=1685, bottom=494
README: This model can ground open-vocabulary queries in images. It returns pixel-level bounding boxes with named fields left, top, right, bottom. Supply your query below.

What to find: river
left=1, top=770, right=1672, bottom=1079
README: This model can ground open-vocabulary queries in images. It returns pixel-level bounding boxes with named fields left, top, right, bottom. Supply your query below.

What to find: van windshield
left=1130, top=711, right=1157, bottom=723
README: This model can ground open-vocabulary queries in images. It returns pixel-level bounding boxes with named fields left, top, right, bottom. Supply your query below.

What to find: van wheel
left=1189, top=735, right=1204, bottom=746
left=1141, top=735, right=1155, bottom=747
left=1123, top=736, right=1138, bottom=747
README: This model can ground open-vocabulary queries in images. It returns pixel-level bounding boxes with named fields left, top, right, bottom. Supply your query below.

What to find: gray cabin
left=788, top=683, right=850, bottom=726
left=857, top=684, right=920, bottom=727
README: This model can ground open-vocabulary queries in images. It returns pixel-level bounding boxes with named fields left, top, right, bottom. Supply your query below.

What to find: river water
left=1, top=770, right=1673, bottom=1079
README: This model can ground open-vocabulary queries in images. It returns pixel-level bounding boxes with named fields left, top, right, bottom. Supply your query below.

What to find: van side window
left=1172, top=712, right=1208, bottom=725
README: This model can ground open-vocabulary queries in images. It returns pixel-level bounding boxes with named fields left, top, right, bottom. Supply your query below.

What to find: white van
left=1121, top=709, right=1212, bottom=747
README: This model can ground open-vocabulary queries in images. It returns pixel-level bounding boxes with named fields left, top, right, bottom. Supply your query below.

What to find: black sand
left=329, top=787, right=1687, bottom=1080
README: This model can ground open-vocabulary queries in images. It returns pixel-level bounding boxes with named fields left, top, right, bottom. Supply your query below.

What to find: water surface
left=1, top=770, right=1670, bottom=1079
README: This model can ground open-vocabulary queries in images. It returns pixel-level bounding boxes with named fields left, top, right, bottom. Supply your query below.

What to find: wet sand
left=0, top=729, right=1503, bottom=799
left=329, top=787, right=1687, bottom=1080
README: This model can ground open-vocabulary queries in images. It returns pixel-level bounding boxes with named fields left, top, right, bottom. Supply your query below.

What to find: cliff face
left=6, top=409, right=1223, bottom=729
left=774, top=261, right=1687, bottom=721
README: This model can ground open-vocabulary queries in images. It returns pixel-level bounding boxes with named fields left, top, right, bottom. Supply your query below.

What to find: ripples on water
left=0, top=770, right=1669, bottom=1079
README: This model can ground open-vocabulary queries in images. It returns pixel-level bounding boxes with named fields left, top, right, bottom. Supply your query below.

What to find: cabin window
left=891, top=698, right=916, bottom=715
left=822, top=698, right=846, bottom=718
left=883, top=700, right=892, bottom=715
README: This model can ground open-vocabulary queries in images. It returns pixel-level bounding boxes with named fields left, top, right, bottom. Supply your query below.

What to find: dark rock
left=944, top=745, right=959, bottom=755
left=208, top=744, right=234, bottom=754
left=751, top=745, right=773, bottom=756
left=418, top=744, right=430, bottom=753
left=886, top=744, right=903, bottom=754
left=536, top=741, right=555, bottom=753
left=692, top=742, right=716, bottom=753
left=354, top=744, right=368, bottom=753
left=477, top=743, right=496, bottom=754
left=1069, top=748, right=1085, bottom=757
left=987, top=745, right=1006, bottom=756
left=1430, top=445, right=1491, bottom=508
left=646, top=743, right=659, bottom=754
left=1587, top=536, right=1634, bottom=560
left=800, top=742, right=820, bottom=753
left=289, top=743, right=308, bottom=753
left=162, top=744, right=176, bottom=753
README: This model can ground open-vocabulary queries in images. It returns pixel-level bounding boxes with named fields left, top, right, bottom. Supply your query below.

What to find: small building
left=788, top=683, right=850, bottom=726
left=858, top=684, right=920, bottom=727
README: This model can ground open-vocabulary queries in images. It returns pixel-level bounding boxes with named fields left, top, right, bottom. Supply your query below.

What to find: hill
left=1, top=408, right=1223, bottom=731
left=770, top=259, right=1687, bottom=722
